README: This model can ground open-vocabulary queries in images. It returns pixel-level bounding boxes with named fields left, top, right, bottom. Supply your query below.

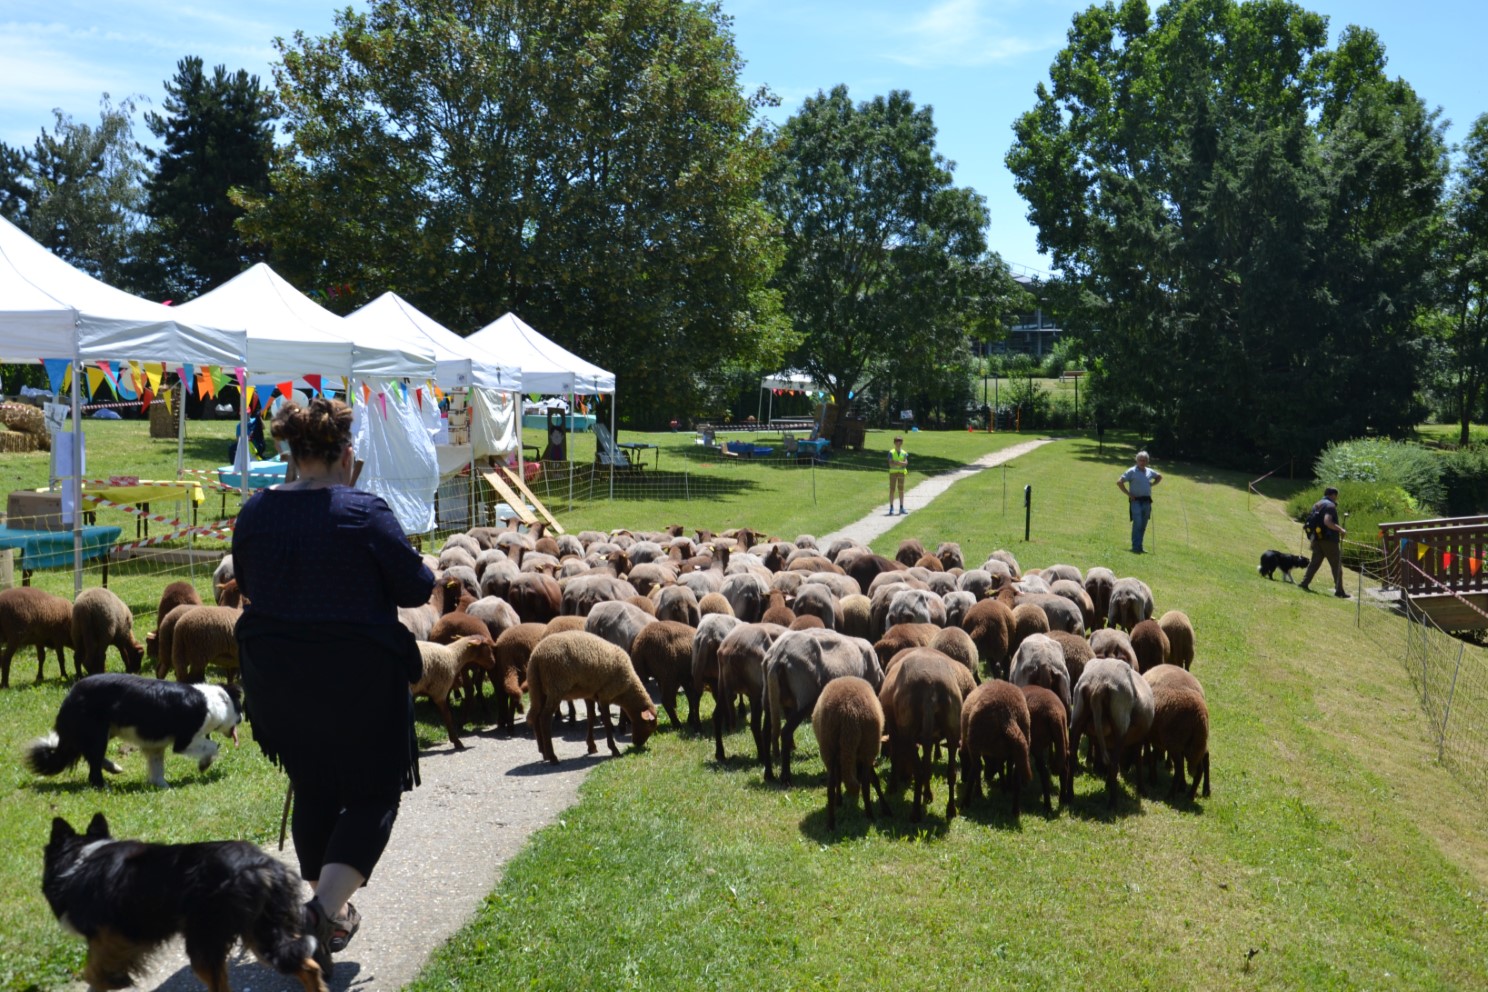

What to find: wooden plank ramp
left=497, top=465, right=565, bottom=534
left=480, top=470, right=539, bottom=527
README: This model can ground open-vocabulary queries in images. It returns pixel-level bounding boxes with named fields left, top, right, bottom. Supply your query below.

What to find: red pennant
left=1443, top=551, right=1454, bottom=569
left=305, top=374, right=322, bottom=396
left=277, top=381, right=294, bottom=402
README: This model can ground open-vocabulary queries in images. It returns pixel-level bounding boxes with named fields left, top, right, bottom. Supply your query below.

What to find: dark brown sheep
left=0, top=587, right=73, bottom=686
left=630, top=620, right=700, bottom=729
left=961, top=597, right=1013, bottom=677
left=959, top=679, right=1032, bottom=819
left=879, top=647, right=961, bottom=822
left=812, top=676, right=889, bottom=830
left=1020, top=684, right=1073, bottom=811
left=1128, top=619, right=1171, bottom=673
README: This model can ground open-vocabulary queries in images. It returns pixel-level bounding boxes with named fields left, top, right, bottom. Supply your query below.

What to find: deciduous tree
left=1008, top=0, right=1447, bottom=462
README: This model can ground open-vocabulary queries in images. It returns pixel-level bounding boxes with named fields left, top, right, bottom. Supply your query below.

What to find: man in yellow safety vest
left=887, top=435, right=908, bottom=515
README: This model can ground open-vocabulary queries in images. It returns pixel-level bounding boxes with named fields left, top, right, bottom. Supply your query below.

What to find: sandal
left=303, top=898, right=335, bottom=976
left=329, top=901, right=362, bottom=953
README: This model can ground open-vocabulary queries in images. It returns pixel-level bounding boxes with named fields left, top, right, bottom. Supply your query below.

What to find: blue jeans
left=1130, top=499, right=1151, bottom=552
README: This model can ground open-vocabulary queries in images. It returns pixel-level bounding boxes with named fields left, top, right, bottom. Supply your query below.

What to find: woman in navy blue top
left=234, top=397, right=433, bottom=976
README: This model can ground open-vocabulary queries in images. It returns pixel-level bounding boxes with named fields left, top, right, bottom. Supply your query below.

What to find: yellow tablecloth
left=82, top=481, right=205, bottom=506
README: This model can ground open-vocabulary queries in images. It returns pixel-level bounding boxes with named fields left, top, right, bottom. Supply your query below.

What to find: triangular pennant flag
left=277, top=381, right=294, bottom=402
left=1472, top=557, right=1482, bottom=577
left=432, top=385, right=445, bottom=401
left=1444, top=551, right=1454, bottom=569
left=362, top=383, right=371, bottom=405
left=233, top=366, right=246, bottom=389
left=377, top=392, right=387, bottom=418
left=162, top=386, right=172, bottom=416
left=139, top=387, right=153, bottom=415
left=43, top=358, right=70, bottom=394
left=209, top=366, right=227, bottom=396
left=305, top=374, right=322, bottom=396
left=145, top=363, right=163, bottom=394
left=415, top=388, right=423, bottom=410
left=1418, top=543, right=1428, bottom=561
left=196, top=371, right=215, bottom=400
left=245, top=386, right=257, bottom=411
left=182, top=364, right=193, bottom=389
left=86, top=365, right=105, bottom=398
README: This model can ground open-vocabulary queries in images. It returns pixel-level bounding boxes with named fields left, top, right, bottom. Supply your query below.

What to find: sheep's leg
left=911, top=743, right=932, bottom=822
left=866, top=762, right=890, bottom=818
left=684, top=686, right=703, bottom=733
left=763, top=697, right=779, bottom=782
left=944, top=737, right=958, bottom=821
left=0, top=641, right=14, bottom=688
left=713, top=692, right=729, bottom=762
left=961, top=749, right=981, bottom=806
left=583, top=700, right=601, bottom=754
left=435, top=697, right=465, bottom=750
left=825, top=759, right=839, bottom=831
left=595, top=702, right=623, bottom=757
left=1033, top=749, right=1052, bottom=812
left=779, top=708, right=808, bottom=787
left=748, top=689, right=767, bottom=765
left=660, top=686, right=682, bottom=729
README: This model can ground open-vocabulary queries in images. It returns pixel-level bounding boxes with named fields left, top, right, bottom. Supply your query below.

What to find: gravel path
left=114, top=436, right=1058, bottom=991
left=822, top=437, right=1058, bottom=547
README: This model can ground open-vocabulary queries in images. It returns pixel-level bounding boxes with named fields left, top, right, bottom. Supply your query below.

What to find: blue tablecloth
left=521, top=413, right=596, bottom=432
left=217, top=460, right=287, bottom=490
left=0, top=525, right=120, bottom=570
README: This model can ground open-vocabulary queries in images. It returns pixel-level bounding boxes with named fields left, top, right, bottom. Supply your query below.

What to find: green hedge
left=1440, top=445, right=1488, bottom=516
left=1313, top=437, right=1445, bottom=509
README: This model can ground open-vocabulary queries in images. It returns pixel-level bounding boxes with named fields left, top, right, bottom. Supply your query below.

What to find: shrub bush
left=1313, top=438, right=1445, bottom=511
left=1440, top=445, right=1488, bottom=516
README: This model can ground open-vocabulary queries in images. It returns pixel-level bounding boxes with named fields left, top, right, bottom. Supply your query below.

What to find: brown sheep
left=506, top=572, right=562, bottom=624
left=712, top=621, right=787, bottom=764
left=71, top=588, right=144, bottom=676
left=959, top=679, right=1032, bottom=819
left=1089, top=628, right=1138, bottom=669
left=0, top=587, right=73, bottom=686
left=763, top=628, right=883, bottom=785
left=1157, top=610, right=1195, bottom=670
left=698, top=592, right=735, bottom=617
left=146, top=581, right=202, bottom=664
left=840, top=594, right=873, bottom=641
left=1047, top=630, right=1093, bottom=687
left=656, top=585, right=701, bottom=626
left=936, top=542, right=964, bottom=571
left=879, top=647, right=961, bottom=822
left=789, top=614, right=825, bottom=630
left=412, top=635, right=496, bottom=749
left=1129, top=619, right=1170, bottom=673
left=895, top=538, right=928, bottom=567
left=760, top=589, right=796, bottom=627
left=1008, top=602, right=1050, bottom=656
left=1145, top=680, right=1210, bottom=800
left=525, top=631, right=657, bottom=764
left=1083, top=566, right=1116, bottom=628
left=1107, top=577, right=1154, bottom=632
left=1020, top=684, right=1073, bottom=811
left=630, top=620, right=700, bottom=729
left=493, top=623, right=546, bottom=734
left=791, top=583, right=842, bottom=630
left=873, top=622, right=939, bottom=671
left=930, top=626, right=979, bottom=679
left=961, top=597, right=1013, bottom=677
left=627, top=595, right=658, bottom=617
left=170, top=606, right=242, bottom=683
left=812, top=676, right=889, bottom=830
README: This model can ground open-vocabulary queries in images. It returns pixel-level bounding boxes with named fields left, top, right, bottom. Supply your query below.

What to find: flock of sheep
left=0, top=520, right=1211, bottom=825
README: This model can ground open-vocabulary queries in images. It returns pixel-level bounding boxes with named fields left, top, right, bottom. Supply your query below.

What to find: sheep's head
left=628, top=706, right=658, bottom=749
left=121, top=637, right=146, bottom=674
left=461, top=635, right=497, bottom=671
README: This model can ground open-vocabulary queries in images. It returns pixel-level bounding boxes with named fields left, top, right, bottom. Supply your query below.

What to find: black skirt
left=236, top=613, right=422, bottom=800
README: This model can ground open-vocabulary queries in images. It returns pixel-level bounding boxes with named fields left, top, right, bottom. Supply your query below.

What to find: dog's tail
left=23, top=732, right=80, bottom=777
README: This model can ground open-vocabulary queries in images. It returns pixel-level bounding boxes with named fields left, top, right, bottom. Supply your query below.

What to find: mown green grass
left=407, top=435, right=1488, bottom=992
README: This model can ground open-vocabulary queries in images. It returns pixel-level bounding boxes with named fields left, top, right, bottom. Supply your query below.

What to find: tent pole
left=567, top=390, right=574, bottom=514
left=70, top=346, right=83, bottom=597
left=768, top=389, right=773, bottom=427
left=176, top=376, right=187, bottom=479
left=757, top=387, right=763, bottom=425
left=609, top=391, right=615, bottom=501
left=512, top=390, right=522, bottom=529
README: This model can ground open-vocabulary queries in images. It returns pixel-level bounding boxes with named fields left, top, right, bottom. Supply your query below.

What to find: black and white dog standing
left=25, top=673, right=242, bottom=788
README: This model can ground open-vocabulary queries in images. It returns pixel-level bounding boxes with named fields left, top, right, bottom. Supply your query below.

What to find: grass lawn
left=4, top=422, right=1487, bottom=989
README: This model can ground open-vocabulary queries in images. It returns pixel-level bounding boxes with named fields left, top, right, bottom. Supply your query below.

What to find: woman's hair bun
left=270, top=396, right=353, bottom=464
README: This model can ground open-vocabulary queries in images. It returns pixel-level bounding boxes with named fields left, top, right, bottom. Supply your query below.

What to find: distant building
left=995, top=270, right=1062, bottom=357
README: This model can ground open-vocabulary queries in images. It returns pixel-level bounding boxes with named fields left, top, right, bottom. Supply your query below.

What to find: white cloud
left=878, top=0, right=1054, bottom=69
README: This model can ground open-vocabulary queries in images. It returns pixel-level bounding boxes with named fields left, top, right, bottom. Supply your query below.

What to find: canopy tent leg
left=71, top=345, right=83, bottom=597
left=609, top=394, right=615, bottom=501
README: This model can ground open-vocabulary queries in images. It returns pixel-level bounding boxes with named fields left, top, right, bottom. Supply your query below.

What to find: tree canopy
left=237, top=0, right=792, bottom=419
left=133, top=57, right=275, bottom=302
left=762, top=85, right=1020, bottom=410
left=1007, top=0, right=1448, bottom=463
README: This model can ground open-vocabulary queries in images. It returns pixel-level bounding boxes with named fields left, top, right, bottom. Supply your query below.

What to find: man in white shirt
left=1117, top=450, right=1162, bottom=554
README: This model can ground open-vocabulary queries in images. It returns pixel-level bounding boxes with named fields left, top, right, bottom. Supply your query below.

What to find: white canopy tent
left=466, top=311, right=616, bottom=502
left=176, top=265, right=441, bottom=534
left=758, top=369, right=825, bottom=425
left=0, top=215, right=249, bottom=592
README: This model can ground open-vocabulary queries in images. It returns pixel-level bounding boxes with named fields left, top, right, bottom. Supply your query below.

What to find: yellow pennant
left=86, top=366, right=105, bottom=397
left=1417, top=543, right=1428, bottom=561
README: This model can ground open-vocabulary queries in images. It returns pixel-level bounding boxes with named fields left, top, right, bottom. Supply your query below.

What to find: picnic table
left=0, top=524, right=120, bottom=585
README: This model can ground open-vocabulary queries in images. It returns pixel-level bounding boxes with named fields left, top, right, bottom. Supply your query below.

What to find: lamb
left=895, top=538, right=928, bottom=567
left=1107, top=576, right=1154, bottom=632
left=627, top=595, right=658, bottom=617
left=760, top=589, right=796, bottom=627
left=878, top=647, right=962, bottom=822
left=1048, top=579, right=1095, bottom=631
left=987, top=549, right=1021, bottom=578
left=1143, top=663, right=1203, bottom=696
left=956, top=569, right=997, bottom=599
left=1089, top=628, right=1139, bottom=669
left=630, top=620, right=700, bottom=729
left=170, top=606, right=243, bottom=683
left=492, top=623, right=547, bottom=734
left=441, top=533, right=482, bottom=559
left=960, top=597, right=1013, bottom=677
left=411, top=635, right=496, bottom=749
left=656, top=585, right=701, bottom=626
left=1069, top=656, right=1155, bottom=806
left=763, top=627, right=883, bottom=785
left=146, top=581, right=202, bottom=664
left=1145, top=683, right=1210, bottom=800
left=71, top=588, right=144, bottom=676
left=0, top=587, right=73, bottom=686
left=1043, top=563, right=1082, bottom=584
left=958, top=679, right=1032, bottom=819
left=941, top=590, right=977, bottom=629
left=525, top=630, right=658, bottom=763
left=811, top=676, right=890, bottom=830
left=214, top=581, right=243, bottom=608
left=1008, top=632, right=1072, bottom=712
left=152, top=603, right=195, bottom=679
left=1017, top=592, right=1083, bottom=636
left=478, top=557, right=520, bottom=601
left=627, top=561, right=677, bottom=596
left=936, top=542, right=964, bottom=572
left=442, top=564, right=481, bottom=600
left=1020, top=684, right=1074, bottom=811
left=839, top=594, right=873, bottom=641
left=506, top=572, right=562, bottom=624
left=437, top=545, right=478, bottom=573
left=398, top=577, right=444, bottom=640
left=721, top=570, right=769, bottom=623
left=1129, top=618, right=1170, bottom=673
left=466, top=595, right=521, bottom=643
left=1157, top=610, right=1195, bottom=670
left=800, top=573, right=861, bottom=600
left=712, top=621, right=786, bottom=763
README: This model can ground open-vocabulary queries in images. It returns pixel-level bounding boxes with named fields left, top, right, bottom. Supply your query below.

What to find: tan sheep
left=811, top=676, right=889, bottom=830
left=698, top=592, right=735, bottom=617
left=929, top=626, right=979, bottom=679
left=412, top=635, right=496, bottom=749
left=1129, top=619, right=1170, bottom=673
left=959, top=679, right=1032, bottom=819
left=525, top=630, right=657, bottom=764
left=1145, top=684, right=1210, bottom=801
left=71, top=588, right=144, bottom=676
left=146, top=581, right=202, bottom=665
left=0, top=587, right=73, bottom=687
left=170, top=606, right=242, bottom=683
left=1008, top=602, right=1050, bottom=656
left=1157, top=610, right=1195, bottom=670
left=879, top=647, right=962, bottom=822
left=1070, top=656, right=1155, bottom=807
left=839, top=593, right=873, bottom=641
left=961, top=598, right=1013, bottom=677
left=492, top=623, right=547, bottom=734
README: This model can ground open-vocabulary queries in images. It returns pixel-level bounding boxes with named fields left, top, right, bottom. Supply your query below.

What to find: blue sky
left=2, top=0, right=1485, bottom=274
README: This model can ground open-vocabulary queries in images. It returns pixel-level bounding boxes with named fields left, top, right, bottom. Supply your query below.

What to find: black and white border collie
left=1258, top=550, right=1311, bottom=583
left=25, top=674, right=242, bottom=788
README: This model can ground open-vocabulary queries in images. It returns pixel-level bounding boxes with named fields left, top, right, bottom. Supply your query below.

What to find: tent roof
left=466, top=312, right=614, bottom=394
left=0, top=215, right=247, bottom=366
left=760, top=369, right=822, bottom=392
left=175, top=264, right=435, bottom=379
left=347, top=293, right=522, bottom=392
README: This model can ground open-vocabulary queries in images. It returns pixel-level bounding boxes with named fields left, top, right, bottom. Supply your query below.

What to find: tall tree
left=237, top=0, right=792, bottom=420
left=23, top=97, right=148, bottom=286
left=134, top=57, right=275, bottom=301
left=1439, top=114, right=1488, bottom=446
left=1007, top=0, right=1447, bottom=463
left=761, top=86, right=1017, bottom=409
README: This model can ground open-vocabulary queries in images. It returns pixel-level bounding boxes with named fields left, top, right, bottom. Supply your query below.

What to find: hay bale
left=149, top=397, right=176, bottom=438
left=0, top=403, right=44, bottom=435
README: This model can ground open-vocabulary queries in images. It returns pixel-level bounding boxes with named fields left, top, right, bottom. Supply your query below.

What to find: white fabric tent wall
left=352, top=382, right=439, bottom=534
left=471, top=387, right=517, bottom=459
left=758, top=369, right=824, bottom=425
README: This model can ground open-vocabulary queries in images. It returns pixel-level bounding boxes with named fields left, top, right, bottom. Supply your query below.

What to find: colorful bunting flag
left=1444, top=551, right=1454, bottom=569
left=1472, top=557, right=1482, bottom=577
left=305, top=374, right=321, bottom=396
left=208, top=366, right=227, bottom=397
left=43, top=358, right=70, bottom=394
left=196, top=371, right=215, bottom=400
left=86, top=366, right=105, bottom=398
left=377, top=392, right=387, bottom=418
left=1418, top=543, right=1428, bottom=561
left=145, top=363, right=163, bottom=394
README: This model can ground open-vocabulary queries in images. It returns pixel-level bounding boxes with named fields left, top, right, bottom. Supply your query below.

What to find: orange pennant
left=1471, top=557, right=1482, bottom=577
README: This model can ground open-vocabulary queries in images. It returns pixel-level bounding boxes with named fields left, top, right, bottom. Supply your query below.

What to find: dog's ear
left=85, top=812, right=110, bottom=839
left=50, top=817, right=76, bottom=843
left=224, top=683, right=244, bottom=711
